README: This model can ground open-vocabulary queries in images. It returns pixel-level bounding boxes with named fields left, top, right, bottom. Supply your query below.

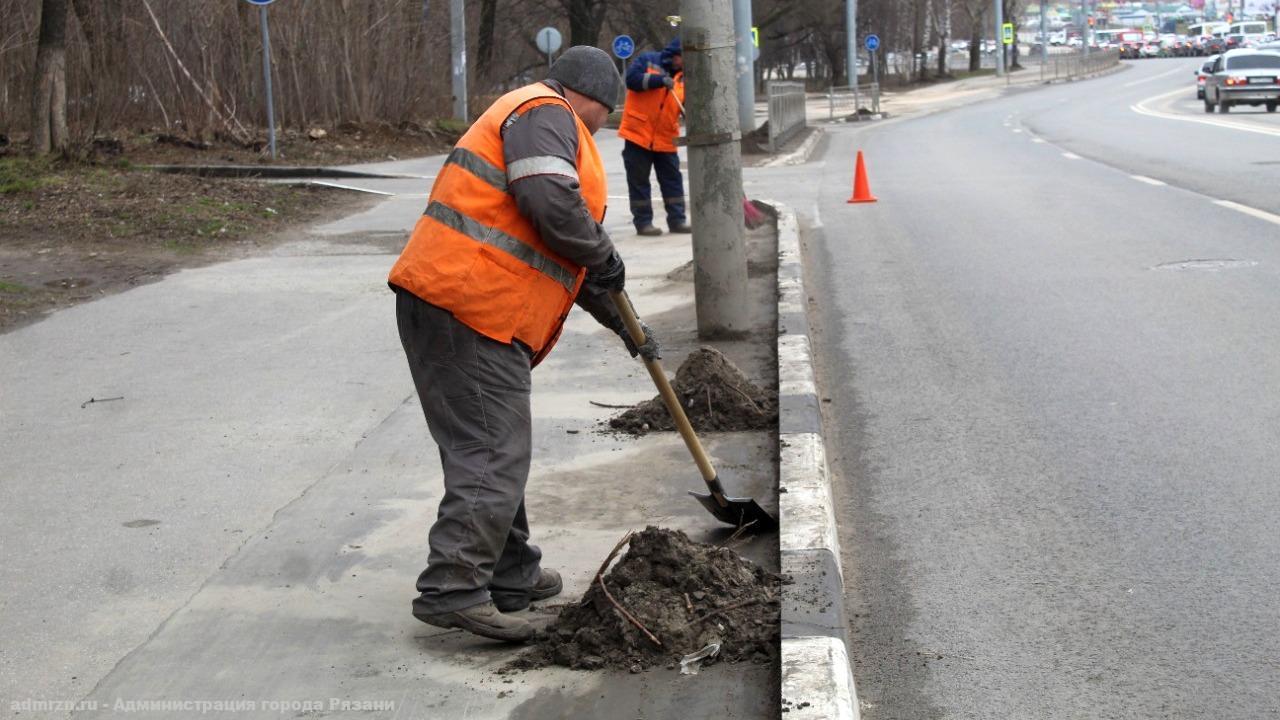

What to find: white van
left=1188, top=22, right=1228, bottom=38
left=1226, top=21, right=1270, bottom=45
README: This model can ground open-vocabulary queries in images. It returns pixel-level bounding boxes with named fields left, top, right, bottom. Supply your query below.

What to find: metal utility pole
left=732, top=0, right=755, bottom=133
left=681, top=0, right=751, bottom=337
left=258, top=4, right=276, bottom=160
left=995, top=0, right=1006, bottom=75
left=1081, top=0, right=1090, bottom=60
left=450, top=0, right=467, bottom=121
left=1040, top=1, right=1047, bottom=68
left=847, top=0, right=860, bottom=109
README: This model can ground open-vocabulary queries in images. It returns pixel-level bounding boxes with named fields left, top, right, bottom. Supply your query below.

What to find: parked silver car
left=1203, top=49, right=1280, bottom=113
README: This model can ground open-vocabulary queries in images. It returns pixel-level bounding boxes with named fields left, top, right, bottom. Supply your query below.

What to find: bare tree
left=30, top=0, right=68, bottom=153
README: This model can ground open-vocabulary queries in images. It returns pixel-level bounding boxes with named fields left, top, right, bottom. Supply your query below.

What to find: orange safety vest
left=618, top=70, right=684, bottom=153
left=388, top=84, right=607, bottom=366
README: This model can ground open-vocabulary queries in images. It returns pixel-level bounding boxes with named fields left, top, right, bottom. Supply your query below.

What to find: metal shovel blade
left=691, top=486, right=777, bottom=531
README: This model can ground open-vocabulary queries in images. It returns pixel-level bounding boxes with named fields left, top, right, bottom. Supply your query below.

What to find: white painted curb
left=768, top=201, right=860, bottom=719
left=762, top=127, right=825, bottom=168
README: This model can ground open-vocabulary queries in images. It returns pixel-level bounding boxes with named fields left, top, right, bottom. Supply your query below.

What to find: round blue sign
left=612, top=34, right=636, bottom=59
left=865, top=34, right=880, bottom=51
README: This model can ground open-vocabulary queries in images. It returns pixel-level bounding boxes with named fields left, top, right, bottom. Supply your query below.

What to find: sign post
left=244, top=0, right=277, bottom=160
left=865, top=33, right=880, bottom=113
left=612, top=34, right=635, bottom=77
left=536, top=27, right=563, bottom=70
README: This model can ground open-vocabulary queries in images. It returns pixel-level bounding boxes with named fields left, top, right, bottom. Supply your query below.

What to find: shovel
left=610, top=290, right=777, bottom=531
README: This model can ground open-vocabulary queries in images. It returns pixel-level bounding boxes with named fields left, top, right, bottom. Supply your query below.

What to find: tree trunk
left=477, top=0, right=497, bottom=76
left=31, top=0, right=69, bottom=154
left=969, top=15, right=982, bottom=71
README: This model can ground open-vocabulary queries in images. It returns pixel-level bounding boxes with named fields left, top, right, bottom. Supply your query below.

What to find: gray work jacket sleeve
left=502, top=102, right=616, bottom=272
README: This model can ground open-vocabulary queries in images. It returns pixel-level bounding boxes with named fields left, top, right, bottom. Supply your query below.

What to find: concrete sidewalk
left=0, top=131, right=780, bottom=718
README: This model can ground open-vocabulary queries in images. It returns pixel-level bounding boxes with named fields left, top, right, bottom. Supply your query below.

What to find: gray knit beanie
left=548, top=46, right=622, bottom=112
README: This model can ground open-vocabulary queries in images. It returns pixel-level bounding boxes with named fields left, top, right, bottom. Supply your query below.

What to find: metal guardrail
left=766, top=81, right=806, bottom=152
left=1040, top=48, right=1120, bottom=82
left=825, top=83, right=881, bottom=120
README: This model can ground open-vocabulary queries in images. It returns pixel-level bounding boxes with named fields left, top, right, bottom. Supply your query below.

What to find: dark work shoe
left=492, top=569, right=564, bottom=613
left=414, top=600, right=534, bottom=642
left=668, top=222, right=692, bottom=233
left=637, top=225, right=664, bottom=236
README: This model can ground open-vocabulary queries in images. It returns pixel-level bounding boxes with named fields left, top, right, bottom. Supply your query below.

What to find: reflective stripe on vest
left=423, top=201, right=577, bottom=291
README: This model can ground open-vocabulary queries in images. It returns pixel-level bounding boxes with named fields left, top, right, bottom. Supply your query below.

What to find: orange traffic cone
left=847, top=150, right=878, bottom=204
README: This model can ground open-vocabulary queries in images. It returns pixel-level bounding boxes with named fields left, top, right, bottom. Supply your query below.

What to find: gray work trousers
left=394, top=288, right=542, bottom=615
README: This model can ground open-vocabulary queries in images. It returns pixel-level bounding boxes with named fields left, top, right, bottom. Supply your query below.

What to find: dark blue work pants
left=622, top=140, right=686, bottom=230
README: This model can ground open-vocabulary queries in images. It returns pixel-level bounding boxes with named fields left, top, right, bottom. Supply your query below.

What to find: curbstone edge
left=766, top=200, right=860, bottom=720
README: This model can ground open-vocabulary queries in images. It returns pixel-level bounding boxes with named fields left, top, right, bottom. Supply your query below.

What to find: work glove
left=586, top=250, right=625, bottom=292
left=619, top=320, right=662, bottom=361
left=662, top=75, right=676, bottom=90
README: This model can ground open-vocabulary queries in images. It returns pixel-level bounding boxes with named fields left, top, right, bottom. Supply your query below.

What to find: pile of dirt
left=512, top=527, right=780, bottom=672
left=609, top=348, right=777, bottom=435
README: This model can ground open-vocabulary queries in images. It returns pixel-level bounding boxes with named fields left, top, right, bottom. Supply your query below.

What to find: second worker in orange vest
left=387, top=46, right=659, bottom=643
left=618, top=38, right=691, bottom=236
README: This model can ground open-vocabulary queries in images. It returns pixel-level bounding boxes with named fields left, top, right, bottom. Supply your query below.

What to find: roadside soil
left=0, top=157, right=374, bottom=332
left=510, top=526, right=781, bottom=672
left=4, top=120, right=465, bottom=168
left=609, top=347, right=778, bottom=435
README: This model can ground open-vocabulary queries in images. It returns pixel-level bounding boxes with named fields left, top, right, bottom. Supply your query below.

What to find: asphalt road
left=760, top=59, right=1280, bottom=718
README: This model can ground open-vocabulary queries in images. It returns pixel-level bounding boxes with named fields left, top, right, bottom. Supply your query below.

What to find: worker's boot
left=668, top=221, right=692, bottom=234
left=636, top=225, right=663, bottom=237
left=492, top=569, right=564, bottom=613
left=413, top=600, right=534, bottom=642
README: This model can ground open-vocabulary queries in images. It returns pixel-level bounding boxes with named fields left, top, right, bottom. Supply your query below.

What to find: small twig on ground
left=722, top=519, right=759, bottom=546
left=728, top=383, right=763, bottom=413
left=589, top=400, right=635, bottom=409
left=684, top=592, right=694, bottom=613
left=685, top=598, right=767, bottom=628
left=81, top=396, right=124, bottom=409
left=706, top=386, right=714, bottom=421
left=594, top=531, right=662, bottom=647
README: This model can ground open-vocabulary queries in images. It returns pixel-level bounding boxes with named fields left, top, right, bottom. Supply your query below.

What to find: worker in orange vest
left=618, top=38, right=690, bottom=236
left=387, top=46, right=659, bottom=643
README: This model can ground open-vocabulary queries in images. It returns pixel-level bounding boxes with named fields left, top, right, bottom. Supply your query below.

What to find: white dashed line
left=1031, top=138, right=1046, bottom=144
left=1130, top=175, right=1167, bottom=186
left=1214, top=200, right=1280, bottom=227
left=1062, top=152, right=1081, bottom=160
left=1012, top=128, right=1023, bottom=133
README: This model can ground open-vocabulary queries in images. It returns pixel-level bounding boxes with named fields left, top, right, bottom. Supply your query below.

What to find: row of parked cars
left=1195, top=48, right=1280, bottom=113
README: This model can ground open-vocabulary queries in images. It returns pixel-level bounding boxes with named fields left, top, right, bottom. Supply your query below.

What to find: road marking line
left=1214, top=200, right=1280, bottom=226
left=1131, top=175, right=1167, bottom=186
left=1062, top=152, right=1081, bottom=159
left=1031, top=138, right=1046, bottom=143
left=1012, top=128, right=1023, bottom=133
left=308, top=180, right=395, bottom=196
left=1132, top=87, right=1280, bottom=138
left=1122, top=66, right=1189, bottom=88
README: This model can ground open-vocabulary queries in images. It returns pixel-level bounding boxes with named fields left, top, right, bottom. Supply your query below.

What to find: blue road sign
left=242, top=0, right=275, bottom=5
left=865, top=34, right=880, bottom=51
left=612, top=35, right=636, bottom=59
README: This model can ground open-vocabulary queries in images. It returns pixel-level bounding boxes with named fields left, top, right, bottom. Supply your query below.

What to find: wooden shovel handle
left=610, top=290, right=724, bottom=498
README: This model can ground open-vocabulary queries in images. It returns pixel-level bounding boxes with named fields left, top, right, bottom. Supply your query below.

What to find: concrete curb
left=761, top=127, right=825, bottom=168
left=769, top=201, right=860, bottom=720
left=144, top=164, right=430, bottom=180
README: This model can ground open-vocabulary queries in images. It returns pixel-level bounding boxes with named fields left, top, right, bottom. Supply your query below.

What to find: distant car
left=1195, top=54, right=1219, bottom=99
left=1204, top=36, right=1229, bottom=54
left=1140, top=42, right=1163, bottom=58
left=1203, top=49, right=1280, bottom=113
left=1257, top=40, right=1280, bottom=51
